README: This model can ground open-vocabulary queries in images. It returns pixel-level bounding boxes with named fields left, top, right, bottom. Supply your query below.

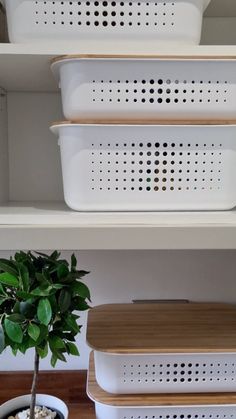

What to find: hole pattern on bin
left=121, top=412, right=236, bottom=419
left=122, top=360, right=236, bottom=385
left=33, top=0, right=176, bottom=29
left=91, top=78, right=229, bottom=104
left=89, top=140, right=223, bottom=192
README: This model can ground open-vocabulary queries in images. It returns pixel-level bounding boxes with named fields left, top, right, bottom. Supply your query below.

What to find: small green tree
left=0, top=251, right=91, bottom=419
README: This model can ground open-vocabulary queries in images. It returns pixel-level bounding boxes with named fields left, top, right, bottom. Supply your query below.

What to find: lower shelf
left=0, top=201, right=236, bottom=250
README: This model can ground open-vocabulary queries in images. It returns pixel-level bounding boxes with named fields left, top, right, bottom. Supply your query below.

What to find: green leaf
left=51, top=353, right=58, bottom=367
left=53, top=350, right=66, bottom=362
left=37, top=298, right=52, bottom=326
left=57, top=274, right=75, bottom=284
left=61, top=332, right=76, bottom=342
left=31, top=286, right=53, bottom=297
left=37, top=342, right=48, bottom=359
left=18, top=336, right=35, bottom=354
left=65, top=271, right=90, bottom=282
left=71, top=254, right=77, bottom=271
left=66, top=342, right=79, bottom=356
left=73, top=297, right=90, bottom=311
left=7, top=314, right=25, bottom=323
left=50, top=251, right=60, bottom=260
left=48, top=294, right=58, bottom=313
left=19, top=301, right=36, bottom=319
left=72, top=281, right=91, bottom=301
left=57, top=264, right=69, bottom=279
left=52, top=284, right=64, bottom=290
left=74, top=270, right=90, bottom=279
left=0, top=326, right=5, bottom=353
left=65, top=314, right=81, bottom=334
left=4, top=318, right=23, bottom=343
left=35, top=273, right=49, bottom=286
left=0, top=259, right=18, bottom=277
left=58, top=289, right=71, bottom=313
left=28, top=323, right=40, bottom=341
left=13, top=301, right=20, bottom=313
left=36, top=324, right=48, bottom=344
left=18, top=264, right=30, bottom=292
left=0, top=273, right=19, bottom=288
left=49, top=335, right=65, bottom=351
left=0, top=284, right=6, bottom=297
left=16, top=291, right=33, bottom=300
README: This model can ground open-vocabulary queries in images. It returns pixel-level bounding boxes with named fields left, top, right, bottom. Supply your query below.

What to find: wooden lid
left=51, top=120, right=236, bottom=127
left=86, top=303, right=236, bottom=354
left=87, top=352, right=236, bottom=407
left=52, top=54, right=236, bottom=64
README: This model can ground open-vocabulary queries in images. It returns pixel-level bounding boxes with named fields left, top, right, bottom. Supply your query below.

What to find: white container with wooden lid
left=87, top=352, right=236, bottom=419
left=50, top=121, right=236, bottom=212
left=4, top=0, right=210, bottom=46
left=51, top=55, right=236, bottom=121
left=86, top=303, right=236, bottom=394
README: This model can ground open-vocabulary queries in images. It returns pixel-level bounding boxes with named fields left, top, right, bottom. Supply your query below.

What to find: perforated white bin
left=94, top=351, right=236, bottom=394
left=86, top=303, right=236, bottom=394
left=52, top=56, right=236, bottom=121
left=51, top=122, right=236, bottom=212
left=92, top=403, right=236, bottom=419
left=87, top=351, right=236, bottom=419
left=4, top=0, right=210, bottom=46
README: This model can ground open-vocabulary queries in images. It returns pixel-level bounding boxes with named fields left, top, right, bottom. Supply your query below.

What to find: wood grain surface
left=87, top=352, right=236, bottom=407
left=51, top=120, right=236, bottom=126
left=86, top=303, right=236, bottom=353
left=0, top=370, right=95, bottom=418
left=51, top=54, right=236, bottom=64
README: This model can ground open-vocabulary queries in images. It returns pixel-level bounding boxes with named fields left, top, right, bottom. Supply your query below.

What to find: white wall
left=1, top=249, right=236, bottom=371
left=7, top=92, right=63, bottom=202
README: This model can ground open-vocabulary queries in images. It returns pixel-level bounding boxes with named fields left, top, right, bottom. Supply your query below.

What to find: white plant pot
left=0, top=394, right=69, bottom=419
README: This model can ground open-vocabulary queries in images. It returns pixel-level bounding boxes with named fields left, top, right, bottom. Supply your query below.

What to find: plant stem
left=29, top=349, right=40, bottom=419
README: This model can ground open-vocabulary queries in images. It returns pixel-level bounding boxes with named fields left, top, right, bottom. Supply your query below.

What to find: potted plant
left=0, top=250, right=91, bottom=419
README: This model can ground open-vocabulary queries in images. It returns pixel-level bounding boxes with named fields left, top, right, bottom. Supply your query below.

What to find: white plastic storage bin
left=93, top=403, right=236, bottom=419
left=52, top=56, right=236, bottom=121
left=51, top=122, right=236, bottom=212
left=86, top=303, right=236, bottom=394
left=4, top=0, right=210, bottom=46
left=87, top=352, right=236, bottom=419
left=94, top=351, right=236, bottom=394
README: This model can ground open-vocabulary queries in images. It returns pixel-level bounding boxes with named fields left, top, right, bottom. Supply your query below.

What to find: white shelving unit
left=1, top=0, right=236, bottom=250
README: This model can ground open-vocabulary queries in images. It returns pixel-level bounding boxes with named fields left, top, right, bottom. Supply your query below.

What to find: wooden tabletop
left=86, top=303, right=236, bottom=354
left=87, top=352, right=236, bottom=407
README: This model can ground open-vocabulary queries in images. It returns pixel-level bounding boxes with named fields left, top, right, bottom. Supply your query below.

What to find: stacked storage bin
left=51, top=55, right=236, bottom=211
left=4, top=0, right=210, bottom=46
left=86, top=303, right=236, bottom=419
left=16, top=0, right=223, bottom=212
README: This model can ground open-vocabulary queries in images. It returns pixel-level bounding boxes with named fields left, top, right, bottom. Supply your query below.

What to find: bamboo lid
left=86, top=303, right=236, bottom=354
left=87, top=352, right=236, bottom=407
left=52, top=54, right=236, bottom=64
left=51, top=120, right=236, bottom=127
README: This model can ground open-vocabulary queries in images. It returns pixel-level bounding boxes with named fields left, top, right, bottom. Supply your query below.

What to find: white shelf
left=0, top=202, right=236, bottom=250
left=1, top=44, right=236, bottom=92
